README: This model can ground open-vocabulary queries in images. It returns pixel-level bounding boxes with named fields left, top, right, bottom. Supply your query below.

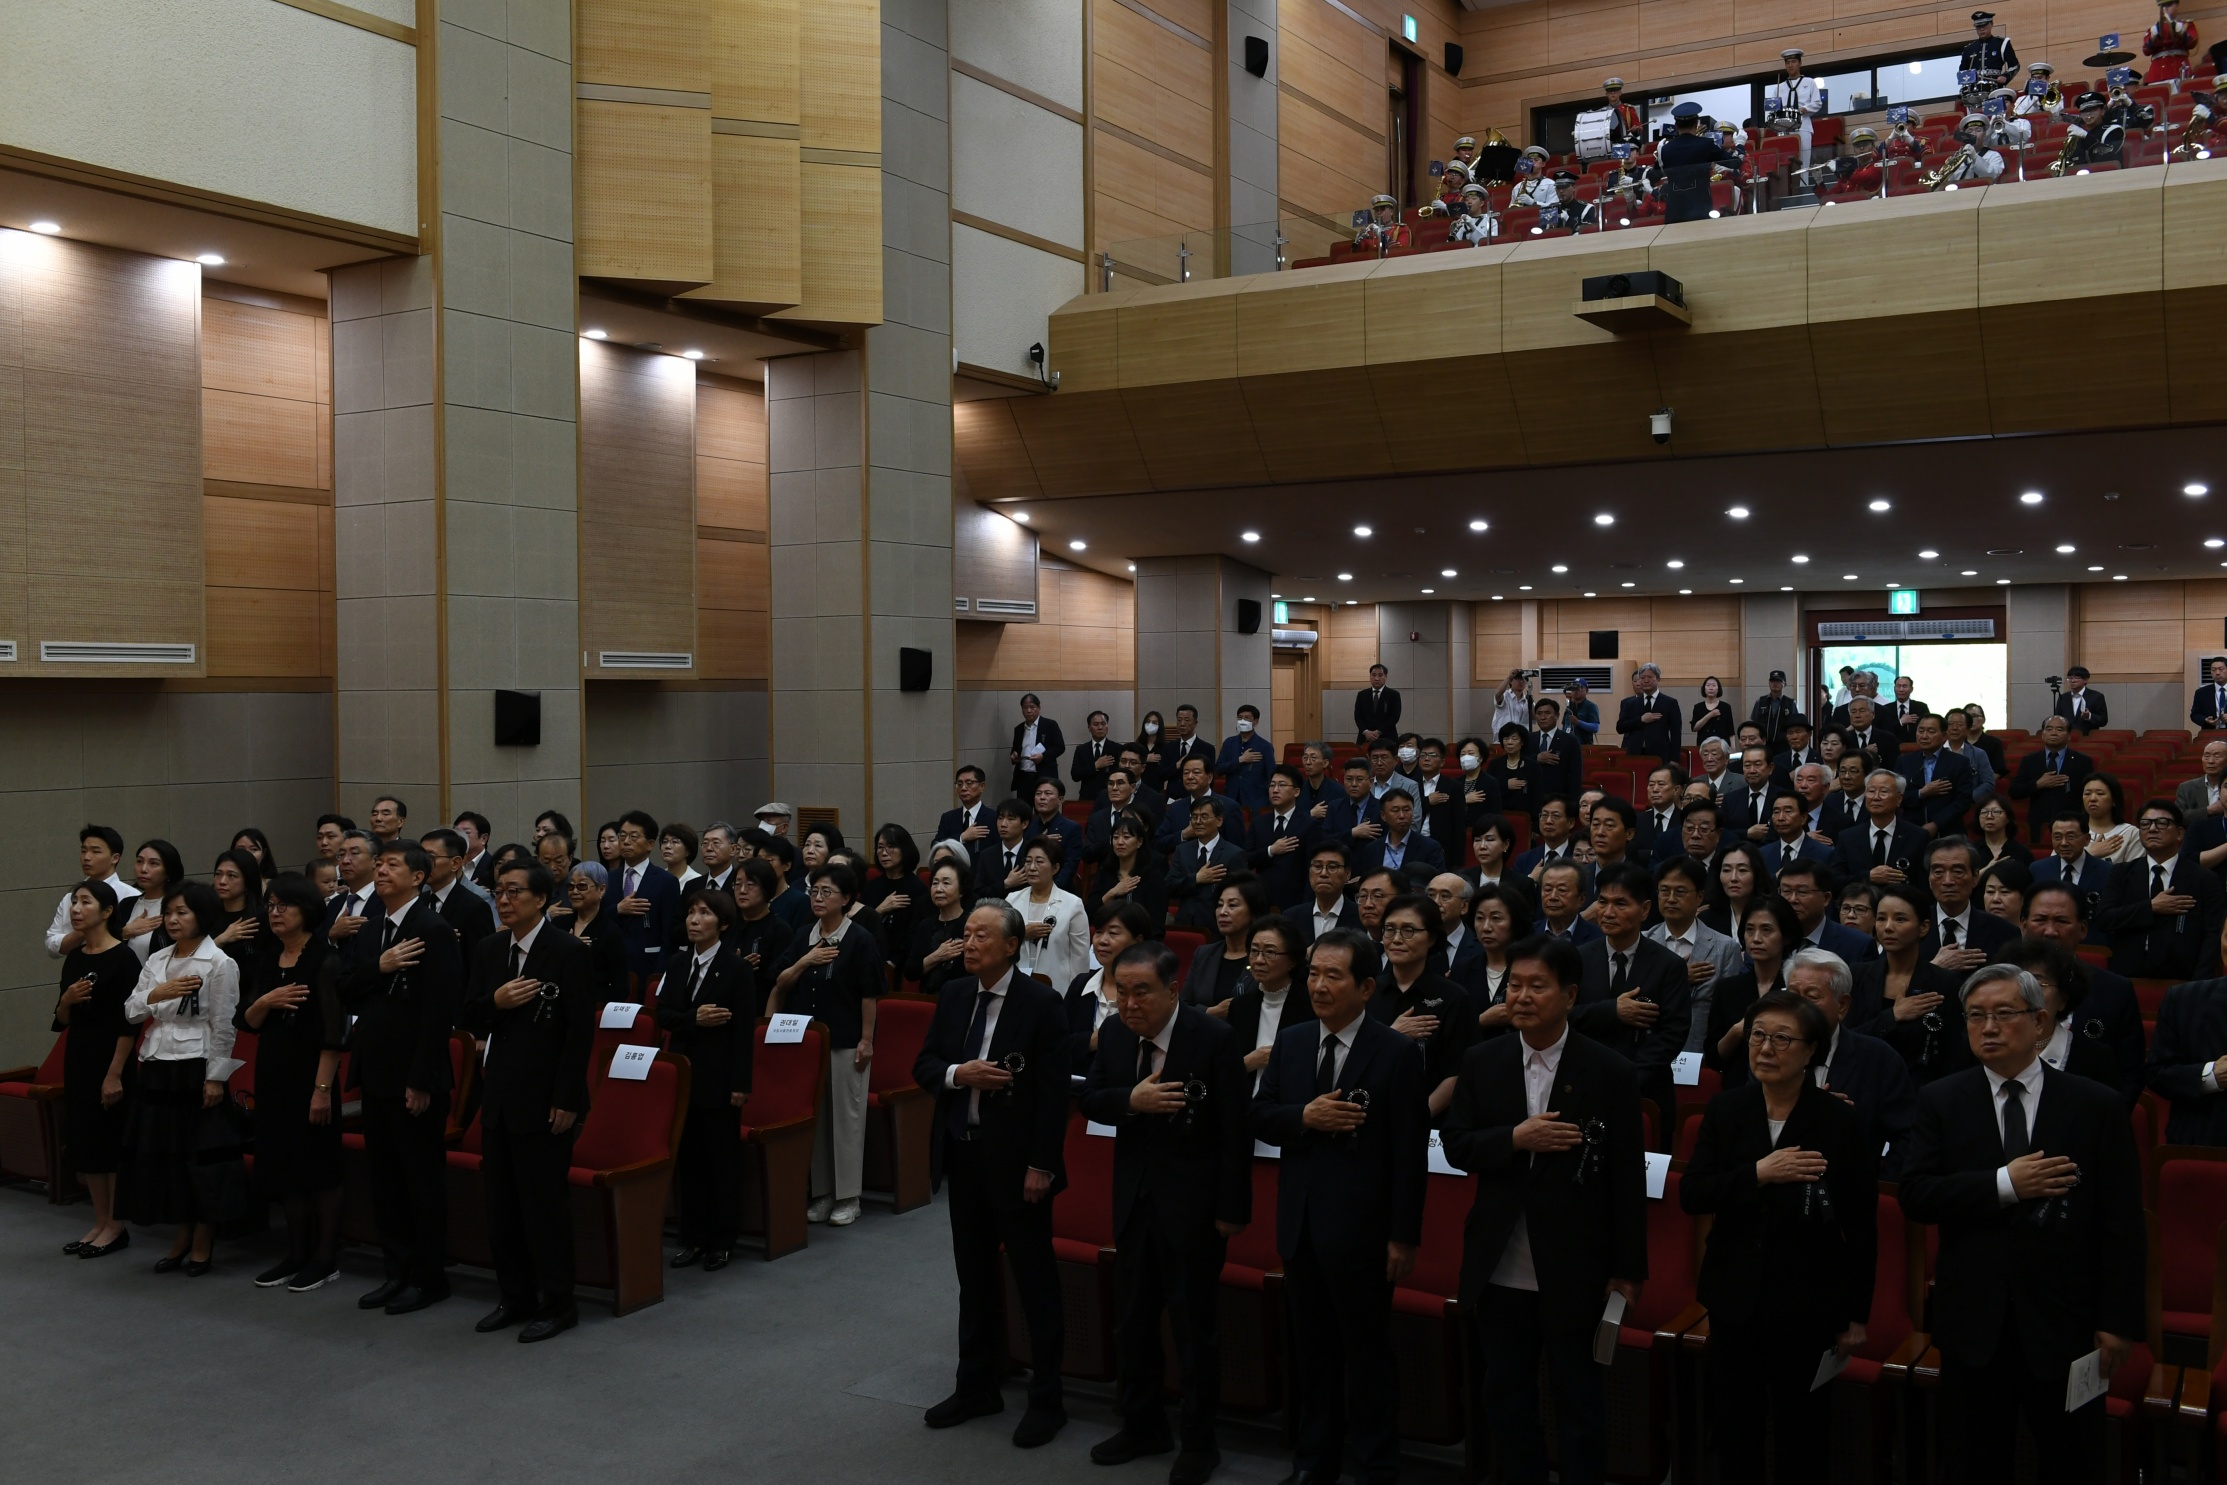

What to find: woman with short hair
left=55, top=879, right=139, bottom=1258
left=771, top=863, right=886, bottom=1228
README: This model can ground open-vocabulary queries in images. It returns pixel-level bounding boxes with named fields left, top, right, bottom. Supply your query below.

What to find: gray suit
left=1646, top=919, right=1746, bottom=1054
left=2177, top=776, right=2224, bottom=823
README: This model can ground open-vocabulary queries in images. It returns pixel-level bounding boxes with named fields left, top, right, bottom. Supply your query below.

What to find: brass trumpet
left=2045, top=129, right=2082, bottom=176
left=1922, top=144, right=1977, bottom=190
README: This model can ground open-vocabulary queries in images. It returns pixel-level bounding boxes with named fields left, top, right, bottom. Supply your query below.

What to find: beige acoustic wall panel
left=576, top=100, right=715, bottom=290
left=799, top=0, right=881, bottom=154
left=1, top=232, right=204, bottom=676
left=579, top=0, right=713, bottom=93
left=714, top=0, right=801, bottom=125
left=580, top=342, right=698, bottom=674
left=776, top=162, right=883, bottom=327
left=690, top=132, right=804, bottom=310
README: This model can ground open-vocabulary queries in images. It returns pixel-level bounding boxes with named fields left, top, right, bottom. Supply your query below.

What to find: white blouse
left=1009, top=886, right=1092, bottom=992
left=2087, top=824, right=2143, bottom=865
left=124, top=939, right=243, bottom=1080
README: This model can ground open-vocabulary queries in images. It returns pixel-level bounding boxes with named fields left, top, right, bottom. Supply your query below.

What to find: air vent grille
left=1816, top=619, right=1996, bottom=642
left=596, top=651, right=692, bottom=669
left=39, top=641, right=196, bottom=664
left=971, top=598, right=1038, bottom=617
left=1271, top=627, right=1319, bottom=649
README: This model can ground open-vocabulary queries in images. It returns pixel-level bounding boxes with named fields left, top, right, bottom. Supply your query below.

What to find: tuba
left=1922, top=144, right=1977, bottom=189
left=2043, top=79, right=2063, bottom=113
left=2174, top=102, right=2217, bottom=159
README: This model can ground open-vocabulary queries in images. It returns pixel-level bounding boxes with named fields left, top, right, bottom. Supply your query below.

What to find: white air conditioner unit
left=1271, top=626, right=1319, bottom=649
left=1816, top=619, right=1996, bottom=643
left=39, top=641, right=196, bottom=664
left=596, top=651, right=693, bottom=669
left=0, top=640, right=15, bottom=661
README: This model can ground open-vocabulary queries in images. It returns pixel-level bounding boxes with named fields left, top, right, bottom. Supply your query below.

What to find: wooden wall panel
left=579, top=0, right=713, bottom=93
left=1324, top=601, right=1380, bottom=686
left=580, top=342, right=699, bottom=671
left=696, top=537, right=769, bottom=680
left=1277, top=92, right=1384, bottom=214
left=714, top=0, right=800, bottom=123
left=203, top=388, right=321, bottom=488
left=576, top=101, right=715, bottom=288
left=202, top=297, right=319, bottom=398
left=1473, top=601, right=1524, bottom=681
left=1093, top=131, right=1216, bottom=251
left=1278, top=4, right=1379, bottom=128
left=204, top=585, right=323, bottom=678
left=685, top=133, right=803, bottom=310
left=956, top=563, right=1134, bottom=685
left=692, top=375, right=767, bottom=681
left=772, top=162, right=883, bottom=326
left=1092, top=0, right=1214, bottom=161
left=800, top=0, right=881, bottom=153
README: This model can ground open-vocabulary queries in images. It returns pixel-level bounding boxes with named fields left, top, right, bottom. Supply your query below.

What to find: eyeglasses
left=1380, top=922, right=1430, bottom=939
left=2139, top=818, right=2178, bottom=831
left=1248, top=943, right=1292, bottom=959
left=493, top=886, right=536, bottom=900
left=1963, top=1008, right=2039, bottom=1028
left=1747, top=1029, right=1810, bottom=1050
left=807, top=885, right=844, bottom=898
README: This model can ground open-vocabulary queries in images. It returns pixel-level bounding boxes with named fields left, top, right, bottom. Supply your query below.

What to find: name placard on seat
left=1086, top=1120, right=1117, bottom=1137
left=1645, top=1150, right=1670, bottom=1199
left=1428, top=1128, right=1464, bottom=1176
left=600, top=1001, right=641, bottom=1029
left=609, top=1044, right=656, bottom=1081
left=766, top=1013, right=810, bottom=1044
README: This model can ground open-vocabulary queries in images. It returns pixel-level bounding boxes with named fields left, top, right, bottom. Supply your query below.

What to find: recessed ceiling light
left=1583, top=590, right=1598, bottom=597
left=1468, top=519, right=1488, bottom=532
left=194, top=253, right=225, bottom=267
left=1491, top=594, right=1504, bottom=601
left=2209, top=539, right=2226, bottom=550
left=2187, top=483, right=2210, bottom=497
left=2055, top=544, right=2076, bottom=553
left=2019, top=491, right=2043, bottom=505
left=1620, top=581, right=1636, bottom=588
left=1666, top=560, right=1685, bottom=570
left=1729, top=577, right=1744, bottom=584
left=1999, top=578, right=2013, bottom=585
left=1519, top=585, right=1533, bottom=591
left=1726, top=506, right=1749, bottom=519
left=1842, top=574, right=1858, bottom=580
left=1440, top=568, right=1457, bottom=578
left=1337, top=573, right=1353, bottom=582
left=1420, top=588, right=1435, bottom=594
left=682, top=349, right=705, bottom=360
left=1353, top=525, right=1373, bottom=538
left=1068, top=539, right=1086, bottom=551
left=1961, top=569, right=1978, bottom=576
left=1780, top=585, right=1794, bottom=591
left=1678, top=588, right=1692, bottom=595
left=1011, top=511, right=1029, bottom=523
left=27, top=220, right=59, bottom=235
left=1345, top=599, right=1357, bottom=605
left=1301, top=595, right=1314, bottom=601
left=1551, top=564, right=1569, bottom=574
left=2112, top=574, right=2128, bottom=581
left=1886, top=582, right=1901, bottom=588
left=1790, top=554, right=1810, bottom=564
left=584, top=328, right=608, bottom=340
left=1593, top=513, right=1615, bottom=527
left=1917, top=549, right=1939, bottom=560
left=1240, top=530, right=1261, bottom=542
left=2088, top=565, right=2104, bottom=571
left=1868, top=499, right=1891, bottom=512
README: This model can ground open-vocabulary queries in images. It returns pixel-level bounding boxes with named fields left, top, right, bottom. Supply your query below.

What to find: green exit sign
left=1402, top=14, right=1418, bottom=41
left=1888, top=589, right=1919, bottom=615
left=1274, top=601, right=1289, bottom=624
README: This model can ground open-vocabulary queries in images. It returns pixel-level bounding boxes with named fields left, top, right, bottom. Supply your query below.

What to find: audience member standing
left=2099, top=800, right=2226, bottom=979
left=610, top=811, right=682, bottom=990
left=44, top=825, right=133, bottom=958
left=1616, top=664, right=1681, bottom=763
left=1354, top=664, right=1401, bottom=748
left=905, top=859, right=975, bottom=998
left=562, top=862, right=629, bottom=1004
left=2052, top=667, right=2108, bottom=733
left=54, top=879, right=140, bottom=1259
left=772, top=862, right=886, bottom=1229
left=660, top=889, right=755, bottom=1272
left=122, top=838, right=185, bottom=962
left=1010, top=693, right=1066, bottom=799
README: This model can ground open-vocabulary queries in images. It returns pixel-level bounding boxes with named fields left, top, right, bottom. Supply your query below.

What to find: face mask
left=1236, top=719, right=1253, bottom=734
left=1398, top=746, right=1419, bottom=765
left=1459, top=753, right=1482, bottom=771
left=1144, top=722, right=1159, bottom=735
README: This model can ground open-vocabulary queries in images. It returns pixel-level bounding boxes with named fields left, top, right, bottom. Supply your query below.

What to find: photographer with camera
left=1078, top=942, right=1252, bottom=1481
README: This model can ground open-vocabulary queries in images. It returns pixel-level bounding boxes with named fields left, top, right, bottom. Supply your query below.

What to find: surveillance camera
left=1650, top=407, right=1673, bottom=445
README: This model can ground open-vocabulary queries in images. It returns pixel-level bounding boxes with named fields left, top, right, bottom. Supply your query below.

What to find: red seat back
left=742, top=1020, right=827, bottom=1129
left=869, top=996, right=935, bottom=1096
left=591, top=1010, right=661, bottom=1069
left=228, top=1029, right=259, bottom=1100
left=572, top=1057, right=680, bottom=1172
left=2134, top=979, right=2180, bottom=1019
left=1056, top=1111, right=1116, bottom=1246
left=2156, top=1150, right=2227, bottom=1334
left=1405, top=1170, right=1475, bottom=1299
left=1630, top=1169, right=1696, bottom=1332
left=33, top=1030, right=68, bottom=1084
left=1164, top=931, right=1207, bottom=986
left=1225, top=1159, right=1283, bottom=1273
left=1863, top=1192, right=1915, bottom=1360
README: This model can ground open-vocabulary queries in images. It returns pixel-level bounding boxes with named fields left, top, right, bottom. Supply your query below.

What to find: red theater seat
left=590, top=1007, right=661, bottom=1070
left=2153, top=1147, right=2227, bottom=1352
left=0, top=1030, right=71, bottom=1200
left=567, top=1051, right=689, bottom=1314
left=1164, top=931, right=1207, bottom=987
left=738, top=1017, right=827, bottom=1259
left=861, top=994, right=935, bottom=1213
left=1216, top=1158, right=1287, bottom=1411
left=1390, top=1169, right=1476, bottom=1449
left=1009, top=1111, right=1119, bottom=1380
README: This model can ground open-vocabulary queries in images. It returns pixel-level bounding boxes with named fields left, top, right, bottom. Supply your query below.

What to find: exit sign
left=1888, top=589, right=1919, bottom=615
left=1274, top=601, right=1289, bottom=624
left=1402, top=13, right=1418, bottom=41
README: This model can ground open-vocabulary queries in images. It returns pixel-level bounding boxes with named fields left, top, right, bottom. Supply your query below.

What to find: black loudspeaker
left=1244, top=35, right=1269, bottom=77
left=1237, top=599, right=1263, bottom=635
left=1580, top=269, right=1686, bottom=307
left=494, top=689, right=541, bottom=747
left=899, top=646, right=933, bottom=692
left=1588, top=630, right=1619, bottom=660
left=1444, top=41, right=1463, bottom=76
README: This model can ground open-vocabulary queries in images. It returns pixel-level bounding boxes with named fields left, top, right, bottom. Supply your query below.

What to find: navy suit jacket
left=1760, top=833, right=1834, bottom=876
left=1248, top=1012, right=1428, bottom=1259
left=1245, top=808, right=1316, bottom=910
left=609, top=859, right=682, bottom=980
left=1022, top=812, right=1084, bottom=891
left=1717, top=781, right=1775, bottom=842
left=1895, top=746, right=1975, bottom=834
left=2006, top=746, right=2095, bottom=837
left=1166, top=836, right=1252, bottom=929
left=1353, top=830, right=1446, bottom=885
left=2195, top=683, right=2227, bottom=731
left=1214, top=733, right=1275, bottom=810
left=1155, top=791, right=1242, bottom=853
left=935, top=801, right=993, bottom=848
left=1282, top=897, right=1361, bottom=951
left=1833, top=818, right=1930, bottom=887
left=1822, top=1022, right=1919, bottom=1173
left=1633, top=806, right=1685, bottom=866
left=1805, top=919, right=1882, bottom=966
left=913, top=969, right=1070, bottom=1206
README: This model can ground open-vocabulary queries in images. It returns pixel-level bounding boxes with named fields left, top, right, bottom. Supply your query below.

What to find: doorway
left=1273, top=639, right=1322, bottom=754
left=1389, top=44, right=1421, bottom=206
left=1815, top=642, right=2008, bottom=725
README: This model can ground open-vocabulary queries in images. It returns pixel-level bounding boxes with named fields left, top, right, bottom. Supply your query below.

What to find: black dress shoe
left=1169, top=1448, right=1222, bottom=1485
left=358, top=1278, right=406, bottom=1310
left=669, top=1247, right=702, bottom=1269
left=701, top=1249, right=732, bottom=1272
left=518, top=1308, right=578, bottom=1344
left=1091, top=1430, right=1175, bottom=1465
left=923, top=1392, right=1005, bottom=1429
left=476, top=1304, right=525, bottom=1333
left=182, top=1258, right=213, bottom=1277
left=383, top=1283, right=449, bottom=1315
left=152, top=1254, right=187, bottom=1274
left=1013, top=1408, right=1067, bottom=1449
left=77, top=1232, right=129, bottom=1260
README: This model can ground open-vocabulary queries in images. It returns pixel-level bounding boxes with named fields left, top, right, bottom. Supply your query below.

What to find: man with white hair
left=1832, top=770, right=1928, bottom=889
left=1785, top=948, right=1918, bottom=1169
left=1615, top=664, right=1681, bottom=764
left=1695, top=736, right=1733, bottom=805
left=1426, top=872, right=1483, bottom=997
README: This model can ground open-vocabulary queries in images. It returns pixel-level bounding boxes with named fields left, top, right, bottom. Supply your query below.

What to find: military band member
left=1449, top=179, right=1498, bottom=244
left=2174, top=74, right=2224, bottom=158
left=1598, top=152, right=1655, bottom=221
left=1984, top=89, right=2032, bottom=150
left=2146, top=0, right=2199, bottom=83
left=1659, top=101, right=1738, bottom=224
left=1353, top=193, right=1410, bottom=251
left=1773, top=48, right=1824, bottom=160
left=1961, top=10, right=2020, bottom=89
left=1510, top=146, right=1561, bottom=225
left=1882, top=114, right=1927, bottom=167
left=1422, top=161, right=1470, bottom=217
left=2053, top=91, right=2127, bottom=172
left=1450, top=134, right=1480, bottom=176
left=1931, top=114, right=2006, bottom=186
left=2014, top=63, right=2064, bottom=123
left=1825, top=125, right=1884, bottom=198
left=1602, top=77, right=1643, bottom=143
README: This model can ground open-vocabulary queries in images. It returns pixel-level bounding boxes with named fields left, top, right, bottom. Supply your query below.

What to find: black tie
left=948, top=989, right=996, bottom=1139
left=1873, top=829, right=1890, bottom=867
left=685, top=957, right=704, bottom=1002
left=2001, top=1078, right=2029, bottom=1162
left=382, top=917, right=398, bottom=952
left=1610, top=951, right=1630, bottom=995
left=1942, top=918, right=1960, bottom=948
left=2049, top=751, right=2061, bottom=776
left=1136, top=1038, right=1154, bottom=1084
left=1276, top=814, right=1288, bottom=835
left=2155, top=863, right=2168, bottom=897
left=1316, top=1033, right=1339, bottom=1096
left=1005, top=848, right=1017, bottom=874
left=508, top=943, right=523, bottom=982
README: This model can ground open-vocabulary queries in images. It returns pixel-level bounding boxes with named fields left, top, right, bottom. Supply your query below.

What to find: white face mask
left=1398, top=746, right=1419, bottom=765
left=1459, top=753, right=1483, bottom=771
left=1144, top=722, right=1160, bottom=735
left=1236, top=719, right=1253, bottom=734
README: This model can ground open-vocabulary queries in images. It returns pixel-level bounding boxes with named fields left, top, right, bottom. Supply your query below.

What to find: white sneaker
left=828, top=1200, right=860, bottom=1227
left=806, top=1197, right=834, bottom=1224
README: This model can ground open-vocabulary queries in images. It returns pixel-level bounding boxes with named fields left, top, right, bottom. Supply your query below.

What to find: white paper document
left=1644, top=1150, right=1670, bottom=1200
left=2065, top=1350, right=2107, bottom=1412
left=1427, top=1129, right=1464, bottom=1176
left=1253, top=1139, right=1281, bottom=1160
left=599, top=1001, right=641, bottom=1029
left=1811, top=1348, right=1850, bottom=1392
left=1594, top=1291, right=1628, bottom=1365
left=765, top=1013, right=810, bottom=1044
left=1086, top=1120, right=1117, bottom=1138
left=1671, top=1051, right=1702, bottom=1087
left=609, top=1044, right=656, bottom=1081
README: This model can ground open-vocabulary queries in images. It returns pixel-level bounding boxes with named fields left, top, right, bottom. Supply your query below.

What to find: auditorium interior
left=9, top=0, right=2227, bottom=1480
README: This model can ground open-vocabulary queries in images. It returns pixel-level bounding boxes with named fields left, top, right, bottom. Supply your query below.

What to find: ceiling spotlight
left=1240, top=531, right=1261, bottom=543
left=1780, top=585, right=1794, bottom=591
left=1726, top=506, right=1750, bottom=519
left=1583, top=590, right=1598, bottom=597
left=1337, top=573, right=1353, bottom=582
left=1519, top=585, right=1533, bottom=591
left=1666, top=559, right=1685, bottom=570
left=2088, top=565, right=2104, bottom=571
left=1868, top=499, right=1891, bottom=512
left=2019, top=491, right=2044, bottom=505
left=194, top=253, right=225, bottom=267
left=1551, top=564, right=1569, bottom=574
left=2055, top=544, right=2076, bottom=553
left=1420, top=588, right=1435, bottom=594
left=1440, top=568, right=1457, bottom=578
left=1346, top=599, right=1358, bottom=605
left=1729, top=578, right=1745, bottom=584
left=1593, top=513, right=1615, bottom=527
left=1790, top=554, right=1810, bottom=564
left=1842, top=574, right=1858, bottom=580
left=1999, top=578, right=2013, bottom=585
left=1491, top=594, right=1504, bottom=601
left=1468, top=519, right=1488, bottom=532
left=1678, top=588, right=1692, bottom=595
left=1917, top=549, right=1939, bottom=560
left=1011, top=511, right=1029, bottom=523
left=2187, top=483, right=2210, bottom=497
left=27, top=220, right=59, bottom=235
left=584, top=328, right=608, bottom=340
left=682, top=349, right=705, bottom=360
left=2112, top=574, right=2129, bottom=581
left=1961, top=569, right=1978, bottom=576
left=2209, top=538, right=2226, bottom=549
left=1886, top=582, right=1901, bottom=589
left=1068, top=539, right=1086, bottom=551
left=1353, top=525, right=1373, bottom=538
left=1620, top=581, right=1636, bottom=589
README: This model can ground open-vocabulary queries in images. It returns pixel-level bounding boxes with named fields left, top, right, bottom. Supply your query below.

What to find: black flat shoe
left=286, top=1262, right=337, bottom=1292
left=63, top=1239, right=84, bottom=1254
left=476, top=1304, right=525, bottom=1333
left=77, top=1232, right=129, bottom=1260
left=670, top=1247, right=702, bottom=1269
left=359, top=1278, right=405, bottom=1310
left=254, top=1260, right=301, bottom=1288
left=702, top=1249, right=732, bottom=1272
left=518, top=1308, right=578, bottom=1344
left=383, top=1284, right=448, bottom=1315
left=924, top=1392, right=1005, bottom=1429
left=182, top=1258, right=213, bottom=1277
left=152, top=1254, right=187, bottom=1274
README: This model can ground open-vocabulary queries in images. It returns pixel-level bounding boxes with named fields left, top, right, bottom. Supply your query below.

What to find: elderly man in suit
left=2006, top=715, right=2094, bottom=839
left=2146, top=917, right=2227, bottom=1143
left=2098, top=799, right=2227, bottom=981
left=1166, top=798, right=1252, bottom=931
left=1920, top=837, right=2022, bottom=968
left=915, top=901, right=1072, bottom=1447
left=1070, top=710, right=1119, bottom=803
left=1250, top=929, right=1428, bottom=1485
left=936, top=764, right=996, bottom=851
left=1080, top=943, right=1252, bottom=1482
left=1895, top=713, right=1976, bottom=838
left=609, top=811, right=683, bottom=986
left=2029, top=815, right=2117, bottom=913
left=1900, top=962, right=2146, bottom=1484
left=1354, top=664, right=1402, bottom=748
left=1833, top=770, right=1930, bottom=891
left=2193, top=657, right=2227, bottom=731
left=1615, top=663, right=1681, bottom=764
left=2177, top=739, right=2227, bottom=825
left=1009, top=693, right=1068, bottom=800
left=1442, top=932, right=1647, bottom=1485
left=2052, top=666, right=2108, bottom=734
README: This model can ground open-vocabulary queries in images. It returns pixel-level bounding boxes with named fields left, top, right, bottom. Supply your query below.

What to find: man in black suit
left=1247, top=766, right=1316, bottom=911
left=1156, top=754, right=1243, bottom=855
left=1249, top=928, right=1426, bottom=1485
left=2023, top=884, right=2148, bottom=1107
left=610, top=811, right=682, bottom=986
left=1633, top=763, right=1686, bottom=866
left=1899, top=963, right=2146, bottom=1484
left=1070, top=709, right=1119, bottom=802
left=1832, top=769, right=1929, bottom=892
left=1920, top=837, right=2022, bottom=966
left=976, top=800, right=1033, bottom=902
left=1441, top=933, right=1647, bottom=1485
left=2192, top=656, right=2227, bottom=731
left=1010, top=692, right=1066, bottom=800
left=1614, top=663, right=1681, bottom=763
left=914, top=902, right=1071, bottom=1447
left=696, top=821, right=742, bottom=898
left=1162, top=704, right=1218, bottom=780
left=1024, top=778, right=1085, bottom=891
left=2052, top=666, right=2107, bottom=734
left=1353, top=663, right=1401, bottom=748
left=455, top=861, right=596, bottom=1342
left=324, top=828, right=381, bottom=959
left=1895, top=713, right=1975, bottom=838
left=1887, top=674, right=1928, bottom=740
left=1770, top=714, right=1821, bottom=782
left=1284, top=842, right=1360, bottom=951
left=1717, top=745, right=1778, bottom=846
left=1777, top=859, right=1879, bottom=965
left=420, top=827, right=495, bottom=962
left=1571, top=863, right=1690, bottom=1119
left=936, top=764, right=996, bottom=851
left=1842, top=698, right=1900, bottom=769
left=2098, top=799, right=2227, bottom=980
left=1167, top=798, right=1252, bottom=931
left=2006, top=715, right=2094, bottom=839
left=1084, top=767, right=1154, bottom=863
left=1079, top=943, right=1252, bottom=1483
left=1528, top=697, right=1587, bottom=803
left=2145, top=920, right=2227, bottom=1142
left=1786, top=948, right=1919, bottom=1169
left=454, top=810, right=496, bottom=893
left=338, top=841, right=465, bottom=1315
left=1427, top=872, right=1486, bottom=997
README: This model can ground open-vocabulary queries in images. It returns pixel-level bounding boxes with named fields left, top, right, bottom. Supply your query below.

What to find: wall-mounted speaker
left=899, top=646, right=933, bottom=692
left=494, top=689, right=541, bottom=747
left=1443, top=41, right=1463, bottom=76
left=1236, top=598, right=1262, bottom=635
left=1244, top=36, right=1269, bottom=77
left=1588, top=630, right=1619, bottom=661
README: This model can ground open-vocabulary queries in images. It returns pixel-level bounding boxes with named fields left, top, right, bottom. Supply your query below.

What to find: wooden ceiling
left=956, top=160, right=2227, bottom=504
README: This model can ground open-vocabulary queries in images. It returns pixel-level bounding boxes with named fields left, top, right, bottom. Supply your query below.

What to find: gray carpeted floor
left=0, top=1184, right=1459, bottom=1485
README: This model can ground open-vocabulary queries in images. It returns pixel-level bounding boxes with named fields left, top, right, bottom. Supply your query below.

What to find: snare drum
left=1572, top=108, right=1616, bottom=159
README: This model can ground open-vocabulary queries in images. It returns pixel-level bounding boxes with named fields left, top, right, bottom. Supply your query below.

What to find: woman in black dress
left=1705, top=895, right=1799, bottom=1081
left=1082, top=810, right=1166, bottom=928
left=1062, top=900, right=1154, bottom=1074
left=1690, top=676, right=1736, bottom=746
left=209, top=848, right=266, bottom=967
left=862, top=824, right=930, bottom=960
left=55, top=880, right=140, bottom=1258
left=1136, top=710, right=1174, bottom=794
left=1848, top=886, right=1969, bottom=1085
left=903, top=859, right=973, bottom=997
left=229, top=828, right=273, bottom=876
left=727, top=858, right=796, bottom=981
left=561, top=862, right=629, bottom=1005
left=235, top=872, right=347, bottom=1290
